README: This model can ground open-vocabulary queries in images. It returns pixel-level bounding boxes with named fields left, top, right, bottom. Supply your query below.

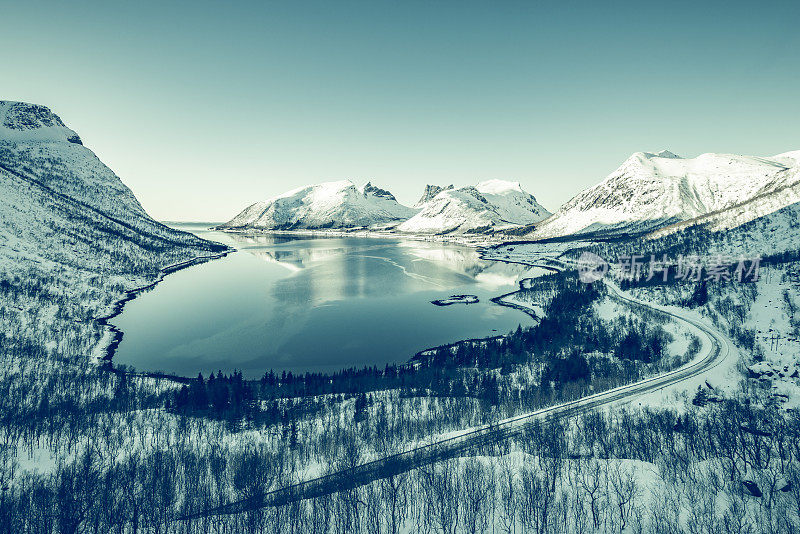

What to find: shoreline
left=489, top=283, right=542, bottom=319
left=411, top=278, right=541, bottom=367
left=99, top=230, right=547, bottom=385
left=215, top=226, right=513, bottom=249
left=95, top=248, right=233, bottom=379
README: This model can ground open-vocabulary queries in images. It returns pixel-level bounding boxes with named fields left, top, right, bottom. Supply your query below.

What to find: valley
left=1, top=100, right=799, bottom=533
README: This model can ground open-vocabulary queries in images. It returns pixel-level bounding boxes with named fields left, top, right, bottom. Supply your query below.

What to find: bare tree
left=309, top=494, right=332, bottom=534
left=380, top=472, right=409, bottom=534
left=55, top=451, right=99, bottom=534
left=231, top=446, right=276, bottom=533
left=568, top=480, right=590, bottom=534
left=460, top=459, right=491, bottom=534
left=498, top=455, right=519, bottom=534
left=363, top=482, right=383, bottom=534
left=0, top=445, right=17, bottom=534
left=685, top=477, right=717, bottom=534
left=609, top=462, right=639, bottom=533
left=648, top=488, right=681, bottom=534
left=575, top=459, right=605, bottom=531
left=419, top=459, right=460, bottom=534
left=789, top=464, right=800, bottom=530
left=520, top=464, right=554, bottom=534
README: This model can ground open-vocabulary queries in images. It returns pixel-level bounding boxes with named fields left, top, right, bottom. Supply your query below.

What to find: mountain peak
left=653, top=149, right=681, bottom=159
left=0, top=101, right=82, bottom=145
left=475, top=179, right=524, bottom=194
left=221, top=180, right=415, bottom=230
left=528, top=148, right=800, bottom=240
left=624, top=150, right=682, bottom=165
left=361, top=181, right=398, bottom=201
left=400, top=181, right=550, bottom=234
left=415, top=184, right=453, bottom=207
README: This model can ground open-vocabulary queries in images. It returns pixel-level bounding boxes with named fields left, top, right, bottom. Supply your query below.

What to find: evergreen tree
left=353, top=393, right=368, bottom=423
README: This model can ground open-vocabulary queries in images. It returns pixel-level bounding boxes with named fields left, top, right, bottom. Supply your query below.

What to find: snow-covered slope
left=0, top=101, right=224, bottom=310
left=530, top=150, right=800, bottom=240
left=638, top=199, right=800, bottom=261
left=398, top=180, right=550, bottom=234
left=220, top=180, right=417, bottom=230
left=0, top=101, right=220, bottom=264
left=0, top=101, right=224, bottom=336
left=648, top=177, right=800, bottom=239
left=707, top=200, right=800, bottom=258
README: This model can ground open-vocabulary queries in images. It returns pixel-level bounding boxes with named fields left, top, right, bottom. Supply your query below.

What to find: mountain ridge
left=397, top=179, right=551, bottom=234
left=0, top=100, right=223, bottom=280
left=221, top=178, right=551, bottom=235
left=525, top=149, right=800, bottom=240
left=218, top=179, right=417, bottom=230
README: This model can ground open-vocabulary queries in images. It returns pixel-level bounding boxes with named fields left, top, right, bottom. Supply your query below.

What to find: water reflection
left=113, top=226, right=537, bottom=377
left=227, top=234, right=532, bottom=307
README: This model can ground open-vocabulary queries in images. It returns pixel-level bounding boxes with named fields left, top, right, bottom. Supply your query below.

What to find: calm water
left=113, top=223, right=538, bottom=377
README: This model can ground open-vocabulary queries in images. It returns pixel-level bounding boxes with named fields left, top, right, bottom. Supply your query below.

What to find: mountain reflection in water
left=113, top=225, right=541, bottom=377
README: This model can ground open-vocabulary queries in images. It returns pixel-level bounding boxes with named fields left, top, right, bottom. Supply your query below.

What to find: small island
left=431, top=294, right=479, bottom=306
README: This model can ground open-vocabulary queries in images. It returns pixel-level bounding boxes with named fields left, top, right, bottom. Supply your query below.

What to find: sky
left=3, top=1, right=799, bottom=221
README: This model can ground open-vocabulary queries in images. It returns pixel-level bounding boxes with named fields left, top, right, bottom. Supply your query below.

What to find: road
left=182, top=263, right=732, bottom=519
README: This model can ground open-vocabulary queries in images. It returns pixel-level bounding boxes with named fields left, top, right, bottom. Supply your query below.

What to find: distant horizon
left=4, top=1, right=798, bottom=221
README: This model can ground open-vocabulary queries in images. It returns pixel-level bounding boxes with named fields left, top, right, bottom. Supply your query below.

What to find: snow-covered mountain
left=0, top=101, right=220, bottom=265
left=0, top=101, right=224, bottom=364
left=398, top=179, right=550, bottom=234
left=529, top=150, right=800, bottom=240
left=219, top=180, right=417, bottom=230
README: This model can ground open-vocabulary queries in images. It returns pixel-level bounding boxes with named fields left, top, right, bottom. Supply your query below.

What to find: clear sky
left=3, top=1, right=798, bottom=221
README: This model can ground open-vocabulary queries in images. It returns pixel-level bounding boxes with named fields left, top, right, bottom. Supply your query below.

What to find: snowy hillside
left=219, top=180, right=417, bottom=230
left=699, top=200, right=800, bottom=259
left=638, top=198, right=800, bottom=265
left=530, top=150, right=800, bottom=240
left=0, top=101, right=224, bottom=363
left=398, top=180, right=550, bottom=234
left=648, top=177, right=800, bottom=240
left=0, top=101, right=221, bottom=268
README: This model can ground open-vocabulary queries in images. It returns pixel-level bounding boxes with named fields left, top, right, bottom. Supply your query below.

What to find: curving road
left=181, top=261, right=732, bottom=519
